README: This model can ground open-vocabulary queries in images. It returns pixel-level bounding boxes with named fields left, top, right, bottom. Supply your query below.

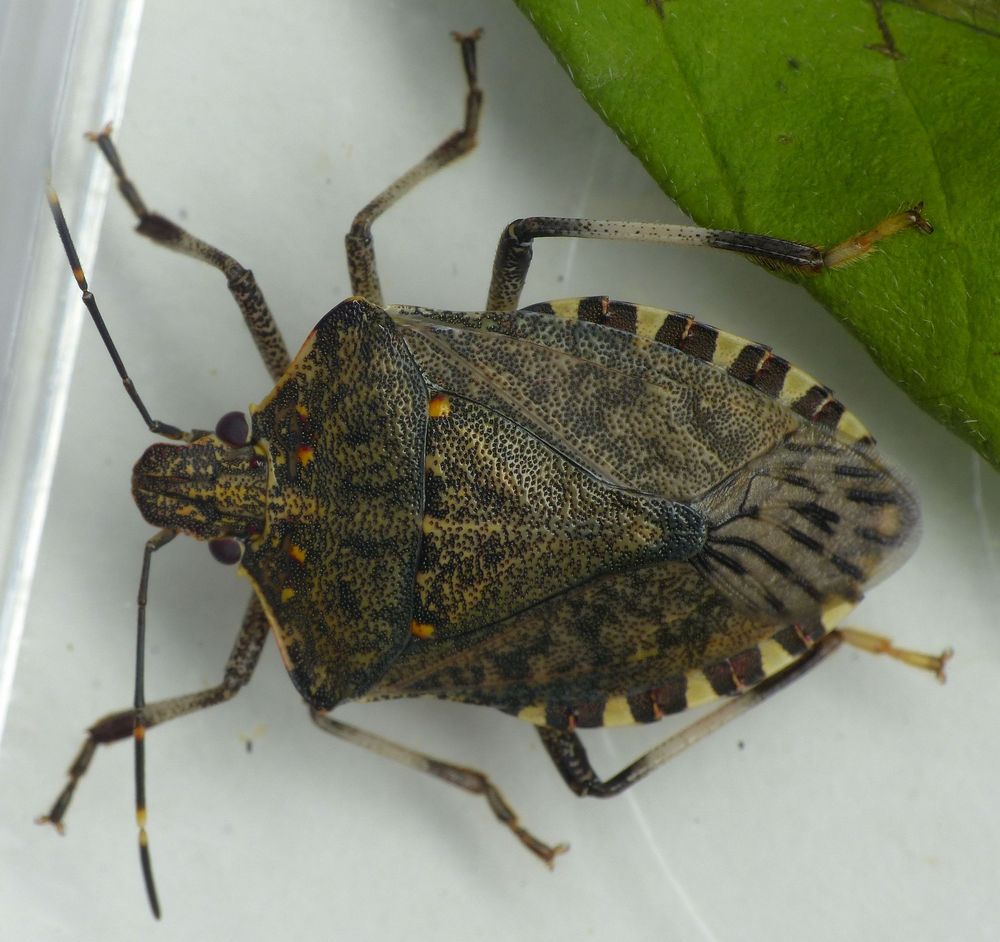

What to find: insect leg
left=345, top=30, right=482, bottom=306
left=539, top=632, right=846, bottom=797
left=538, top=626, right=949, bottom=798
left=310, top=711, right=568, bottom=866
left=838, top=627, right=951, bottom=681
left=487, top=207, right=932, bottom=311
left=88, top=126, right=290, bottom=382
left=38, top=595, right=270, bottom=832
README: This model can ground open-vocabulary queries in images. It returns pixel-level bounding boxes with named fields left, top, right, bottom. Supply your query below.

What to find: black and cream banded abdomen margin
left=515, top=599, right=852, bottom=731
left=522, top=297, right=874, bottom=448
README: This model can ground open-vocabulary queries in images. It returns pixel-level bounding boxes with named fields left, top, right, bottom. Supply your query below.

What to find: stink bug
left=40, top=29, right=949, bottom=919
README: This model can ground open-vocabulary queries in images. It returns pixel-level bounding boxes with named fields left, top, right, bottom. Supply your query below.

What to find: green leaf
left=515, top=0, right=1000, bottom=468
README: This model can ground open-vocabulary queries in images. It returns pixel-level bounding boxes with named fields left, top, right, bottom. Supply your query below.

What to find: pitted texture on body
left=241, top=299, right=427, bottom=709
left=370, top=301, right=920, bottom=724
left=132, top=439, right=267, bottom=539
left=396, top=308, right=800, bottom=501
left=415, top=395, right=706, bottom=636
left=371, top=559, right=762, bottom=711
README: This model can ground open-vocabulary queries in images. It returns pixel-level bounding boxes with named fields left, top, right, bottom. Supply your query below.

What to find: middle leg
left=310, top=710, right=567, bottom=866
left=90, top=126, right=290, bottom=382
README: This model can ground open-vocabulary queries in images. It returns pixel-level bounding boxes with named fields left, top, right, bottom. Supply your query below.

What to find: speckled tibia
left=42, top=31, right=949, bottom=918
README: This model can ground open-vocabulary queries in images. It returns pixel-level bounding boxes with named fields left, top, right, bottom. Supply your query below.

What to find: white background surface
left=2, top=1, right=998, bottom=939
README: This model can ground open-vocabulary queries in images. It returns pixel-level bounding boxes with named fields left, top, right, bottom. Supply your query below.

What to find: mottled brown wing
left=690, top=424, right=918, bottom=619
left=389, top=302, right=918, bottom=624
left=391, top=304, right=801, bottom=500
left=366, top=559, right=828, bottom=729
left=412, top=393, right=706, bottom=638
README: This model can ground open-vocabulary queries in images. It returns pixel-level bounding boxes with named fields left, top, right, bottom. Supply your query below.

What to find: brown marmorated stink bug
left=42, top=32, right=949, bottom=917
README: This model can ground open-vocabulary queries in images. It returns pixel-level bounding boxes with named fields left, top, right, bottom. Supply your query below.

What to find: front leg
left=38, top=595, right=270, bottom=832
left=89, top=126, right=290, bottom=382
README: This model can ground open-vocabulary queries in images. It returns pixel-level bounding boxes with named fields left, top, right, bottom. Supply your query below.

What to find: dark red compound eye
left=208, top=537, right=243, bottom=565
left=215, top=411, right=249, bottom=446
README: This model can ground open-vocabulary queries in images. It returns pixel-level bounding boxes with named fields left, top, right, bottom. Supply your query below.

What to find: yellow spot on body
left=684, top=669, right=716, bottom=709
left=821, top=597, right=856, bottom=630
left=288, top=543, right=306, bottom=564
left=281, top=587, right=296, bottom=603
left=136, top=808, right=147, bottom=828
left=548, top=299, right=579, bottom=321
left=601, top=696, right=633, bottom=727
left=711, top=333, right=748, bottom=370
left=758, top=638, right=797, bottom=677
left=517, top=704, right=546, bottom=726
left=297, top=445, right=315, bottom=466
left=410, top=620, right=435, bottom=639
left=776, top=368, right=819, bottom=408
left=835, top=410, right=871, bottom=444
left=428, top=394, right=451, bottom=418
left=296, top=403, right=309, bottom=419
left=635, top=306, right=669, bottom=339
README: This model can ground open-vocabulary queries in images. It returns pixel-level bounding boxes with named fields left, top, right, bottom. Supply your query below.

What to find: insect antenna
left=132, top=528, right=177, bottom=919
left=47, top=186, right=183, bottom=917
left=46, top=188, right=188, bottom=441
